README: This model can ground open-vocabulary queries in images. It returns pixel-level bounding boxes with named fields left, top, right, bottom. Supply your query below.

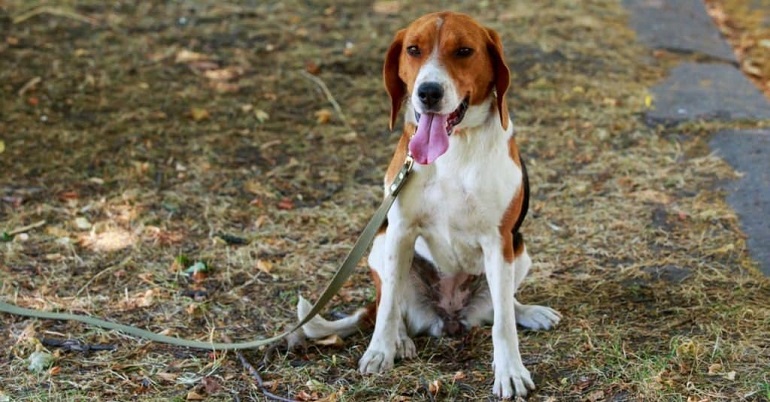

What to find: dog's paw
left=359, top=346, right=395, bottom=374
left=493, top=361, right=535, bottom=399
left=395, top=334, right=416, bottom=360
left=515, top=303, right=562, bottom=331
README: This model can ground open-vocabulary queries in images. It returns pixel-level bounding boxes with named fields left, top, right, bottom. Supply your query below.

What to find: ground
left=1, top=1, right=770, bottom=401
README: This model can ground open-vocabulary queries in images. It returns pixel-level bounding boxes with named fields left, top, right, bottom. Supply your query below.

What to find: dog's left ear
left=485, top=28, right=510, bottom=130
left=383, top=29, right=406, bottom=131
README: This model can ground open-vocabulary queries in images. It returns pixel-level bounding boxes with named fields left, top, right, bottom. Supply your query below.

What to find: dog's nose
left=417, top=82, right=443, bottom=109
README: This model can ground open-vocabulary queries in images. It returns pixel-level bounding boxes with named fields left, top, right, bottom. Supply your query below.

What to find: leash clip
left=389, top=154, right=414, bottom=196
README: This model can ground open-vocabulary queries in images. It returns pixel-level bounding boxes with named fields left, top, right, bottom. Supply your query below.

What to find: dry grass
left=1, top=0, right=769, bottom=401
left=706, top=0, right=770, bottom=97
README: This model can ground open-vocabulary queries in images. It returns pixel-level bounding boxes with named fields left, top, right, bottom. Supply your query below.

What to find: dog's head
left=383, top=12, right=510, bottom=164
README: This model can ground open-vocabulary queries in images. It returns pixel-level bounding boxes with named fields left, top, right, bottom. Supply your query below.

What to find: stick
left=223, top=335, right=296, bottom=402
left=7, top=220, right=46, bottom=236
left=299, top=70, right=355, bottom=133
left=13, top=6, right=98, bottom=25
left=18, top=77, right=42, bottom=96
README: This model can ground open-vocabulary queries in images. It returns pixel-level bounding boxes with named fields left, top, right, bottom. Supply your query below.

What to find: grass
left=2, top=0, right=770, bottom=401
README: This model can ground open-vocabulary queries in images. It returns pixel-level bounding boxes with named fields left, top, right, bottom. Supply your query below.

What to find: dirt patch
left=2, top=1, right=769, bottom=401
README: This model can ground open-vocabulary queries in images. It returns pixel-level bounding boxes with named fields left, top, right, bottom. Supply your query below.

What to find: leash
left=0, top=155, right=415, bottom=350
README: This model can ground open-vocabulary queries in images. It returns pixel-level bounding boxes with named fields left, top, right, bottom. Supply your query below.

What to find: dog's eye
left=455, top=47, right=474, bottom=58
left=406, top=45, right=421, bottom=57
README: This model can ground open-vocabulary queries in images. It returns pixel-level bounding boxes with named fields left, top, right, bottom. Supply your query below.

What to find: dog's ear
left=485, top=28, right=510, bottom=130
left=383, top=29, right=406, bottom=131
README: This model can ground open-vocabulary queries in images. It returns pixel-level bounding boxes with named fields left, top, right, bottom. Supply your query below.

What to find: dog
left=298, top=11, right=561, bottom=399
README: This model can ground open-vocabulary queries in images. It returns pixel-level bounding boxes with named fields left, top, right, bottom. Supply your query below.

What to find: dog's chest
left=402, top=149, right=520, bottom=275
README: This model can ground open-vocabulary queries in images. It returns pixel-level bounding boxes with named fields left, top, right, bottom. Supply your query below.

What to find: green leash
left=0, top=156, right=414, bottom=350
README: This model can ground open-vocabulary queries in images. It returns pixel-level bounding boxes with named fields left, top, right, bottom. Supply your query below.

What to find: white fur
left=410, top=48, right=462, bottom=116
left=296, top=296, right=365, bottom=338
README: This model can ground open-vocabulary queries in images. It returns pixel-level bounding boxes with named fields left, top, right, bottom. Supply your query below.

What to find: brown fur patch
left=499, top=137, right=528, bottom=262
left=384, top=123, right=414, bottom=188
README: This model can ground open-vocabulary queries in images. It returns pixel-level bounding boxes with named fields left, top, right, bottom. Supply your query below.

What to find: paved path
left=623, top=0, right=770, bottom=276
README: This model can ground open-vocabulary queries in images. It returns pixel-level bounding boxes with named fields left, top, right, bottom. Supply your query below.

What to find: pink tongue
left=409, top=113, right=449, bottom=165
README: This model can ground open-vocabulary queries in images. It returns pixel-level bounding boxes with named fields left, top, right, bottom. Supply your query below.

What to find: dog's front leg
left=359, top=223, right=416, bottom=374
left=483, top=237, right=535, bottom=399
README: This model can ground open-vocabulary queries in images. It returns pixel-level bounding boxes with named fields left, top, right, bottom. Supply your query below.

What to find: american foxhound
left=299, top=11, right=561, bottom=399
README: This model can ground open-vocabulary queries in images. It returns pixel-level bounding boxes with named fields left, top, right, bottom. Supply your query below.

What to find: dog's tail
left=296, top=296, right=374, bottom=339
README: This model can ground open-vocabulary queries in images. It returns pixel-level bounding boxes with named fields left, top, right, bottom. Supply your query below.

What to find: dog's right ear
left=383, top=29, right=406, bottom=131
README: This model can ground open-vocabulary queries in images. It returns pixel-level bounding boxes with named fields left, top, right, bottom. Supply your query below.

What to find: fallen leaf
left=452, top=371, right=466, bottom=381
left=201, top=376, right=222, bottom=394
left=74, top=217, right=92, bottom=230
left=277, top=198, right=294, bottom=210
left=192, top=270, right=207, bottom=283
left=256, top=259, right=273, bottom=274
left=725, top=371, right=736, bottom=380
left=203, top=66, right=244, bottom=81
left=255, top=109, right=269, bottom=123
left=296, top=390, right=316, bottom=401
left=79, top=228, right=136, bottom=252
left=186, top=391, right=205, bottom=400
left=28, top=351, right=55, bottom=372
left=58, top=191, right=79, bottom=201
left=209, top=81, right=240, bottom=93
left=184, top=261, right=209, bottom=275
left=315, top=109, right=333, bottom=124
left=0, top=140, right=5, bottom=153
left=136, top=289, right=155, bottom=307
left=314, top=334, right=344, bottom=348
left=175, top=49, right=211, bottom=64
left=157, top=372, right=178, bottom=382
left=48, top=366, right=61, bottom=375
left=428, top=379, right=441, bottom=395
left=190, top=107, right=210, bottom=122
left=373, top=1, right=401, bottom=14
left=187, top=60, right=220, bottom=73
left=262, top=380, right=279, bottom=393
left=305, top=61, right=321, bottom=75
left=742, top=60, right=762, bottom=77
left=707, top=363, right=722, bottom=374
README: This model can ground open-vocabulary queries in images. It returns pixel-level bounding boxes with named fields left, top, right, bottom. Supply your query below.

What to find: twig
left=13, top=6, right=98, bottom=25
left=299, top=70, right=355, bottom=133
left=8, top=220, right=46, bottom=236
left=223, top=335, right=296, bottom=402
left=18, top=77, right=42, bottom=96
left=40, top=337, right=117, bottom=353
left=75, top=257, right=133, bottom=298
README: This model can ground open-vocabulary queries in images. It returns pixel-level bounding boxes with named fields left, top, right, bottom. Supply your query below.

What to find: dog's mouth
left=409, top=97, right=469, bottom=165
left=414, top=97, right=469, bottom=136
